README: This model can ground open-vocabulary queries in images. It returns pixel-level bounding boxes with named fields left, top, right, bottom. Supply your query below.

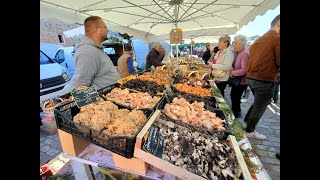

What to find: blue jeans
left=244, top=79, right=275, bottom=132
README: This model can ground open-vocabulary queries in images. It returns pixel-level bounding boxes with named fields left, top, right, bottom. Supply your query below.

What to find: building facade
left=40, top=18, right=81, bottom=47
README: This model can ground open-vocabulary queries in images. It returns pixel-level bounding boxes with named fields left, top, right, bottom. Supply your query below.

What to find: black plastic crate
left=157, top=97, right=231, bottom=140
left=97, top=83, right=164, bottom=111
left=122, top=79, right=166, bottom=96
left=54, top=100, right=154, bottom=158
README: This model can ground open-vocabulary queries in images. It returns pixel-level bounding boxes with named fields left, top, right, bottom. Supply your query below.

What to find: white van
left=53, top=46, right=76, bottom=77
left=40, top=50, right=74, bottom=103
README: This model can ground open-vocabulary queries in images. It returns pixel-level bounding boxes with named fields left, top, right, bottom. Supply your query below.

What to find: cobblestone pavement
left=40, top=131, right=75, bottom=178
left=224, top=85, right=280, bottom=180
left=40, top=85, right=280, bottom=180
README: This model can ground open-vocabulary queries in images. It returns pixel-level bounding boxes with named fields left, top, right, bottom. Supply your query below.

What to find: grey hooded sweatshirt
left=72, top=36, right=120, bottom=90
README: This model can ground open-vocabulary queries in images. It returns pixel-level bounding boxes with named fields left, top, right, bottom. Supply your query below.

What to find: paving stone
left=259, top=157, right=280, bottom=166
left=261, top=141, right=273, bottom=146
left=272, top=142, right=280, bottom=148
left=270, top=137, right=280, bottom=143
left=40, top=153, right=52, bottom=166
left=267, top=151, right=278, bottom=158
left=40, top=136, right=46, bottom=142
left=55, top=135, right=61, bottom=141
left=41, top=146, right=51, bottom=153
left=267, top=147, right=278, bottom=152
left=40, top=132, right=48, bottom=138
left=50, top=141, right=59, bottom=148
left=255, top=149, right=269, bottom=157
left=269, top=172, right=280, bottom=180
left=257, top=124, right=269, bottom=129
left=46, top=149, right=61, bottom=157
left=47, top=134, right=58, bottom=139
left=270, top=165, right=280, bottom=173
left=44, top=138, right=54, bottom=145
left=256, top=145, right=268, bottom=150
left=40, top=142, right=46, bottom=148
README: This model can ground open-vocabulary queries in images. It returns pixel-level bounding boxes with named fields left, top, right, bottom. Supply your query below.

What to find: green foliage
left=231, top=118, right=244, bottom=141
left=241, top=148, right=262, bottom=173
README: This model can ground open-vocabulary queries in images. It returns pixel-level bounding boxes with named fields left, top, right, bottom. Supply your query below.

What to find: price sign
left=170, top=29, right=183, bottom=44
left=143, top=126, right=165, bottom=158
left=71, top=86, right=100, bottom=108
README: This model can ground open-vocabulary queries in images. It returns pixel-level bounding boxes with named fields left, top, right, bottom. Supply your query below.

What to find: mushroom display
left=153, top=120, right=243, bottom=180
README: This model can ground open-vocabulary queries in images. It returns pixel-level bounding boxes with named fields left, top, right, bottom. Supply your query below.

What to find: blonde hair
left=219, top=35, right=231, bottom=47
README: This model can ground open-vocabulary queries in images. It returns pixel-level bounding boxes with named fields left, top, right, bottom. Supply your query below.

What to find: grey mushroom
left=170, top=155, right=177, bottom=162
left=205, top=139, right=211, bottom=145
left=212, top=165, right=221, bottom=175
left=218, top=160, right=226, bottom=169
left=209, top=171, right=218, bottom=180
left=172, top=135, right=179, bottom=142
left=175, top=158, right=184, bottom=167
left=165, top=121, right=175, bottom=128
left=221, top=168, right=235, bottom=178
left=202, top=173, right=209, bottom=179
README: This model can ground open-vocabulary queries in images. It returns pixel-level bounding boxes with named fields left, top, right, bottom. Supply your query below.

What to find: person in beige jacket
left=209, top=35, right=235, bottom=97
left=117, top=44, right=135, bottom=78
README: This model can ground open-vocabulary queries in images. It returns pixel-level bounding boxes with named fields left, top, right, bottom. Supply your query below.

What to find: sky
left=235, top=5, right=280, bottom=38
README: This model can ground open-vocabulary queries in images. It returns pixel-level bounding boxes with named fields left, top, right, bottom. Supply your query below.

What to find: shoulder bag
left=212, top=69, right=227, bottom=78
left=228, top=76, right=245, bottom=87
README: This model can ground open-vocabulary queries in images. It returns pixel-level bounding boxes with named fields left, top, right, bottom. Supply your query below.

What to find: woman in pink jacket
left=229, top=35, right=249, bottom=118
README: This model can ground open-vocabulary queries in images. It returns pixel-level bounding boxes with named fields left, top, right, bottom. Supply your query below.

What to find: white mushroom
left=165, top=121, right=175, bottom=128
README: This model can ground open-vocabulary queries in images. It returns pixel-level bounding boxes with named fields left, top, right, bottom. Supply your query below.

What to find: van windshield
left=40, top=50, right=55, bottom=65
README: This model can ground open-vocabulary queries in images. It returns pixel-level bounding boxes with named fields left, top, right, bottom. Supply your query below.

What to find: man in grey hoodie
left=72, top=16, right=120, bottom=90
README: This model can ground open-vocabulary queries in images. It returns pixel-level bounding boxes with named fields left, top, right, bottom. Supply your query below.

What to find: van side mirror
left=53, top=57, right=64, bottom=64
left=53, top=58, right=59, bottom=63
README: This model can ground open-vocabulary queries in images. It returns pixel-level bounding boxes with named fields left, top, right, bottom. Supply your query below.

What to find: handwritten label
left=71, top=86, right=100, bottom=108
left=143, top=127, right=164, bottom=158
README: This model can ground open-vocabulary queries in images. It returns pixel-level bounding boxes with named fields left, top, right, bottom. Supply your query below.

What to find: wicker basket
left=41, top=98, right=64, bottom=113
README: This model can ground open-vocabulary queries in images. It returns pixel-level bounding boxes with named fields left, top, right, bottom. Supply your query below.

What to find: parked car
left=53, top=46, right=75, bottom=77
left=40, top=50, right=74, bottom=104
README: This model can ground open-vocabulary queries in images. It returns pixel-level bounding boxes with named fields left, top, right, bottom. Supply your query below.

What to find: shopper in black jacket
left=202, top=45, right=211, bottom=64
left=145, top=43, right=165, bottom=70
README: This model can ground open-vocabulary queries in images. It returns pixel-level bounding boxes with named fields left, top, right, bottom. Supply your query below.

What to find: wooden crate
left=134, top=112, right=253, bottom=180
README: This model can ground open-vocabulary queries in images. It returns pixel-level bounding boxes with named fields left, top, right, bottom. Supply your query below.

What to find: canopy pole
left=190, top=37, right=193, bottom=57
left=174, top=4, right=179, bottom=66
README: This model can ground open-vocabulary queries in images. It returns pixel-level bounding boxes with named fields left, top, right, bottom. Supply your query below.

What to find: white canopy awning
left=41, top=0, right=279, bottom=43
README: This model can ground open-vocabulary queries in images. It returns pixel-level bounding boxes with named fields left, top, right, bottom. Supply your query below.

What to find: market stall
left=50, top=64, right=270, bottom=180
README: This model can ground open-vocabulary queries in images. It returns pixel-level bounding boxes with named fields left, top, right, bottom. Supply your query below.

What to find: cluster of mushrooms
left=154, top=120, right=243, bottom=180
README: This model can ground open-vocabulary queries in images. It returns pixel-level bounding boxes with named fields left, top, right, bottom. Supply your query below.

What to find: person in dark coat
left=145, top=42, right=165, bottom=70
left=202, top=45, right=211, bottom=64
